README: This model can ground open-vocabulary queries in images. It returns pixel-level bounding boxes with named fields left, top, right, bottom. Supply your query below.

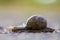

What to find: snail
left=11, top=15, right=55, bottom=33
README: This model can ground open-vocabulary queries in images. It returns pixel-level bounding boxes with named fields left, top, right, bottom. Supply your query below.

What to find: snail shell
left=26, top=15, right=47, bottom=30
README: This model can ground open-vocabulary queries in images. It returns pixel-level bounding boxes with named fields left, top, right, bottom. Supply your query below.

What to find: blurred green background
left=0, top=0, right=60, bottom=27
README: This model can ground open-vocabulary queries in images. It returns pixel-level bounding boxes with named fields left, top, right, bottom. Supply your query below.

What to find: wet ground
left=0, top=27, right=60, bottom=40
left=0, top=32, right=60, bottom=40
